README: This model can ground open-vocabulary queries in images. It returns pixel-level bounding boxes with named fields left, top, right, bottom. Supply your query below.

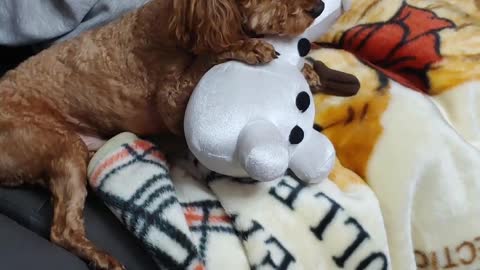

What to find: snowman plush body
left=184, top=0, right=352, bottom=184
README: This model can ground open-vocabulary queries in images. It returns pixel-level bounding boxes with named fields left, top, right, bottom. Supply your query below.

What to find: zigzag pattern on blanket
left=88, top=139, right=204, bottom=270
left=182, top=200, right=237, bottom=264
left=87, top=135, right=249, bottom=270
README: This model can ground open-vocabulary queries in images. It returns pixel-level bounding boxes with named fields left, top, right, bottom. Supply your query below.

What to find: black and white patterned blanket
left=87, top=133, right=390, bottom=270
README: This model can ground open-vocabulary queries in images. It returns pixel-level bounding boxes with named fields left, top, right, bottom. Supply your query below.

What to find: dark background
left=0, top=45, right=38, bottom=76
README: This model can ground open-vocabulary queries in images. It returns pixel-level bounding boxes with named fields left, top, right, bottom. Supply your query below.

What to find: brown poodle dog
left=0, top=0, right=328, bottom=269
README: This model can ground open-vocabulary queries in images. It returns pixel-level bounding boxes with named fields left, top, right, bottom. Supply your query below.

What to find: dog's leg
left=159, top=55, right=223, bottom=134
left=0, top=121, right=50, bottom=188
left=159, top=40, right=278, bottom=134
left=49, top=137, right=125, bottom=270
left=302, top=63, right=322, bottom=91
left=217, top=39, right=278, bottom=65
left=0, top=120, right=123, bottom=270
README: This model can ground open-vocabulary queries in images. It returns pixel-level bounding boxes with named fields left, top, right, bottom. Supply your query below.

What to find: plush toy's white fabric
left=185, top=60, right=334, bottom=183
left=184, top=0, right=346, bottom=183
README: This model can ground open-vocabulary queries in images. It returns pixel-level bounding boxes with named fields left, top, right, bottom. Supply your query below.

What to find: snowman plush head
left=184, top=0, right=350, bottom=183
left=185, top=60, right=335, bottom=183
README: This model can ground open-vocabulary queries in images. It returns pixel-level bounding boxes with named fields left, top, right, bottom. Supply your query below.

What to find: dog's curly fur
left=0, top=0, right=323, bottom=269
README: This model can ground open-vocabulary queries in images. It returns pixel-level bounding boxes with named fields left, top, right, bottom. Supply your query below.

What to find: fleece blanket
left=87, top=133, right=390, bottom=270
left=84, top=1, right=480, bottom=269
left=313, top=1, right=480, bottom=269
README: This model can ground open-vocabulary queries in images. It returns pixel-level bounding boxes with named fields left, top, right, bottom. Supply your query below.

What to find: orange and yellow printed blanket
left=312, top=0, right=480, bottom=269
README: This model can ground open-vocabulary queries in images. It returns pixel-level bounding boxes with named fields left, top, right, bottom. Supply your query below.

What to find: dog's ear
left=169, top=0, right=244, bottom=54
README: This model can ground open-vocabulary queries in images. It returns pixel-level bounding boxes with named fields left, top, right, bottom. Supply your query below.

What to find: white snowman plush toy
left=184, top=0, right=354, bottom=184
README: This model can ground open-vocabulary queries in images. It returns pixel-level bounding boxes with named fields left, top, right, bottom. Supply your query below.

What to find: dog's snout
left=310, top=0, right=325, bottom=18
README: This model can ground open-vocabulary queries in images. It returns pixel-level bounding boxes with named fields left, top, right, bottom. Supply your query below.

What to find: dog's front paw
left=243, top=39, right=278, bottom=64
left=302, top=63, right=322, bottom=91
left=218, top=39, right=278, bottom=65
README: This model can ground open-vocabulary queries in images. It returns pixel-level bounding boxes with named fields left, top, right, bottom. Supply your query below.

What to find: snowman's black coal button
left=296, top=91, right=310, bottom=112
left=298, top=38, right=311, bottom=57
left=289, top=126, right=304, bottom=144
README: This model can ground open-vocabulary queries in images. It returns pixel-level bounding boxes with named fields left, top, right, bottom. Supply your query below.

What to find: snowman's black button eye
left=298, top=38, right=311, bottom=57
left=296, top=91, right=310, bottom=112
left=289, top=126, right=304, bottom=144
